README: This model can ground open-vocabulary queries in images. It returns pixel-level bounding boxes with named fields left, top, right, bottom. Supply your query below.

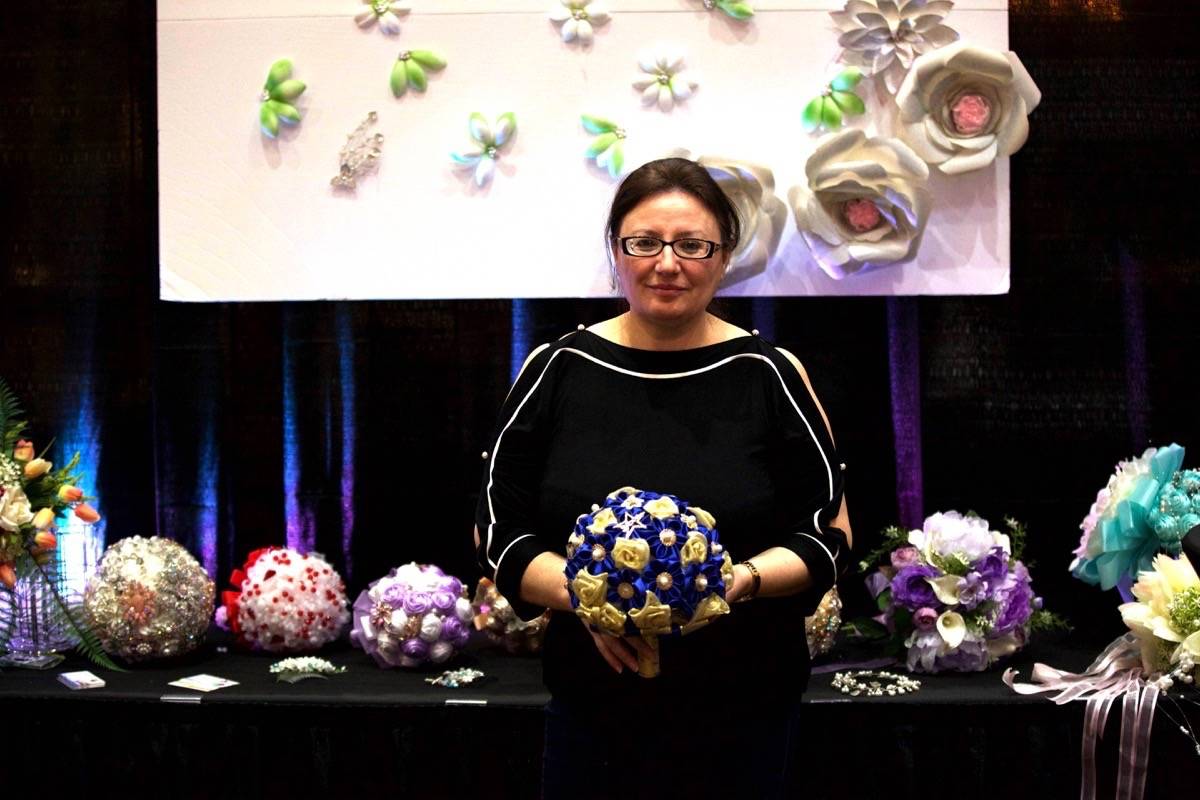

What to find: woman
left=474, top=157, right=852, bottom=798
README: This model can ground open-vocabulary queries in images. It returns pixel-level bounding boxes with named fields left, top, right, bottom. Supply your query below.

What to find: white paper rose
left=0, top=485, right=34, bottom=532
left=666, top=150, right=787, bottom=286
left=895, top=41, right=1041, bottom=175
left=831, top=0, right=959, bottom=95
left=788, top=129, right=931, bottom=279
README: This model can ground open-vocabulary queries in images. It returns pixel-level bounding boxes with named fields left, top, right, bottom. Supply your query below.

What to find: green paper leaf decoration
left=468, top=112, right=491, bottom=144
left=586, top=132, right=617, bottom=158
left=390, top=60, right=409, bottom=96
left=581, top=114, right=618, bottom=135
left=392, top=51, right=447, bottom=99
left=266, top=59, right=292, bottom=90
left=830, top=90, right=865, bottom=115
left=409, top=50, right=447, bottom=71
left=718, top=1, right=755, bottom=20
left=820, top=97, right=843, bottom=129
left=260, top=103, right=280, bottom=137
left=261, top=60, right=303, bottom=137
left=494, top=112, right=517, bottom=146
left=801, top=97, right=823, bottom=133
left=270, top=79, right=306, bottom=102
left=266, top=100, right=301, bottom=123
left=405, top=59, right=428, bottom=91
left=608, top=140, right=625, bottom=178
left=830, top=67, right=863, bottom=92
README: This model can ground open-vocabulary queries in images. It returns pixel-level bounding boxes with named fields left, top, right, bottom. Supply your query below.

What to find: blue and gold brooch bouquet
left=564, top=486, right=733, bottom=677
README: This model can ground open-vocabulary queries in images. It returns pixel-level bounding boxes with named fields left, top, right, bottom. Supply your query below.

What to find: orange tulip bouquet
left=0, top=378, right=116, bottom=668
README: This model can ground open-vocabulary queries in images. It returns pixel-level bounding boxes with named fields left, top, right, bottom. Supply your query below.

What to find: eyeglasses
left=618, top=236, right=722, bottom=260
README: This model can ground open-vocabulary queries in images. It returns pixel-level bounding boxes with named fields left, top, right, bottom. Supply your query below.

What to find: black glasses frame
left=617, top=236, right=722, bottom=260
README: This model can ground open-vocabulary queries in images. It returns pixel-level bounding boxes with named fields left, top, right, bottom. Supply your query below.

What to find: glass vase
left=0, top=553, right=79, bottom=667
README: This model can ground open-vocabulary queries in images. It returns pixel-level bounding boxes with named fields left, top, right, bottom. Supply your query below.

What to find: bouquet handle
left=637, top=633, right=660, bottom=678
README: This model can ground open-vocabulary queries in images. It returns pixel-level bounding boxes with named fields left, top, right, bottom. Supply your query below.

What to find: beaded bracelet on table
left=831, top=669, right=921, bottom=697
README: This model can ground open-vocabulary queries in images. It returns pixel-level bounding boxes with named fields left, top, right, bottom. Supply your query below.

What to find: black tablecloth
left=2, top=635, right=1197, bottom=799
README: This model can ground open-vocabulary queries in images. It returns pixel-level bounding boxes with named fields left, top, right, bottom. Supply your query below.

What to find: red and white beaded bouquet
left=216, top=547, right=350, bottom=653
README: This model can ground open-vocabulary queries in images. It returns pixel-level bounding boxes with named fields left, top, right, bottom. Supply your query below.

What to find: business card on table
left=58, top=670, right=106, bottom=690
left=168, top=674, right=239, bottom=692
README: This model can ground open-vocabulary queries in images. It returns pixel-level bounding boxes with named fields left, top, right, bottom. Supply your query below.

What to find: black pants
left=541, top=697, right=799, bottom=799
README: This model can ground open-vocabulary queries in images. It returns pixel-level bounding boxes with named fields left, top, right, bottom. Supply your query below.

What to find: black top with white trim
left=475, top=329, right=849, bottom=705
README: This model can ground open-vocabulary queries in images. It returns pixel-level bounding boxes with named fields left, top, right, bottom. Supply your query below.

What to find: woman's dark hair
left=605, top=158, right=741, bottom=251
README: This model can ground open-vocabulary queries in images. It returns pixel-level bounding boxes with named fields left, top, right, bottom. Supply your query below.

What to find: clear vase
left=0, top=553, right=79, bottom=668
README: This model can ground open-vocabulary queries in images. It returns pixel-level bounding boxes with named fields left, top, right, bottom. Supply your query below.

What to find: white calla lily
left=936, top=610, right=966, bottom=650
left=927, top=574, right=962, bottom=606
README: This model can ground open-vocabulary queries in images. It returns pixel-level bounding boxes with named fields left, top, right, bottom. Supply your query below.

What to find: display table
left=2, top=635, right=1196, bottom=799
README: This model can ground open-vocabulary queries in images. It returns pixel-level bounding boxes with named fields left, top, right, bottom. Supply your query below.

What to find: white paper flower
left=355, top=0, right=410, bottom=35
left=895, top=41, right=1041, bottom=175
left=787, top=129, right=931, bottom=279
left=632, top=49, right=698, bottom=112
left=830, top=0, right=959, bottom=94
left=0, top=484, right=34, bottom=532
left=451, top=112, right=517, bottom=187
left=668, top=150, right=786, bottom=286
left=549, top=0, right=610, bottom=45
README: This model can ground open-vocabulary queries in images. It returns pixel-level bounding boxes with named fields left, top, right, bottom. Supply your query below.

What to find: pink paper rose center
left=843, top=198, right=882, bottom=232
left=950, top=93, right=991, bottom=136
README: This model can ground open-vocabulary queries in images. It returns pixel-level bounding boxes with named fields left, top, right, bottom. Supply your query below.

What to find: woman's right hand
left=583, top=622, right=656, bottom=676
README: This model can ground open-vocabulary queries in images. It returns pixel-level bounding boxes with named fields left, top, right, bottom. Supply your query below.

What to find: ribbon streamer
left=1002, top=634, right=1158, bottom=800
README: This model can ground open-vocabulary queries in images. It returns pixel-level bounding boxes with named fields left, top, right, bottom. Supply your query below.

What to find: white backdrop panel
left=158, top=1, right=1011, bottom=301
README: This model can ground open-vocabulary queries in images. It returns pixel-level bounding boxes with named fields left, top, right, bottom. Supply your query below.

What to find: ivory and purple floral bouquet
left=565, top=486, right=733, bottom=677
left=862, top=511, right=1063, bottom=674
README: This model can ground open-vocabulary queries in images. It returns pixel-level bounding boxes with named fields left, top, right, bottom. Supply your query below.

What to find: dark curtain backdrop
left=3, top=1, right=1198, bottom=639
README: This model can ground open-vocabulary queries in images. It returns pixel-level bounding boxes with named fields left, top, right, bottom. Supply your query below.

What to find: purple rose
left=382, top=584, right=408, bottom=607
left=992, top=570, right=1034, bottom=634
left=440, top=616, right=465, bottom=642
left=933, top=637, right=990, bottom=672
left=402, top=638, right=430, bottom=660
left=890, top=546, right=922, bottom=569
left=913, top=607, right=939, bottom=631
left=404, top=591, right=432, bottom=616
left=956, top=572, right=987, bottom=611
left=432, top=590, right=457, bottom=611
left=974, top=547, right=1009, bottom=583
left=444, top=577, right=463, bottom=597
left=890, top=565, right=939, bottom=610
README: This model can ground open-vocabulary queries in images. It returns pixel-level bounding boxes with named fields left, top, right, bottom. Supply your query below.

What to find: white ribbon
left=1002, top=634, right=1158, bottom=800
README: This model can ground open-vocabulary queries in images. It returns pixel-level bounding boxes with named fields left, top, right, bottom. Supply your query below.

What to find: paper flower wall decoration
left=581, top=114, right=625, bottom=178
left=391, top=50, right=447, bottom=97
left=830, top=0, right=959, bottom=95
left=355, top=0, right=410, bottom=35
left=259, top=59, right=306, bottom=138
left=671, top=150, right=786, bottom=285
left=632, top=49, right=698, bottom=112
left=788, top=129, right=931, bottom=279
left=549, top=1, right=610, bottom=45
left=895, top=41, right=1041, bottom=175
left=802, top=68, right=866, bottom=134
left=451, top=112, right=517, bottom=187
left=699, top=0, right=755, bottom=21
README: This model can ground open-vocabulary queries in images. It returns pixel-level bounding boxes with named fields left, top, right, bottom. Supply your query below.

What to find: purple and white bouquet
left=565, top=486, right=734, bottom=677
left=350, top=562, right=474, bottom=668
left=864, top=511, right=1059, bottom=673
